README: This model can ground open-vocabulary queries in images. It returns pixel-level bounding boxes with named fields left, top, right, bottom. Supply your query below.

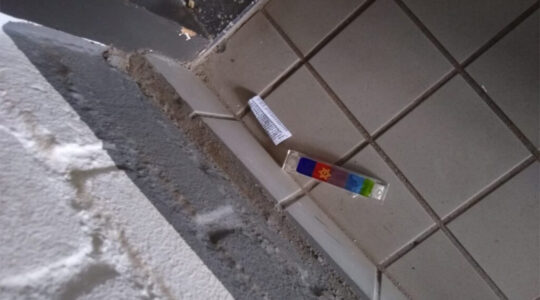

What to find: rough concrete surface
left=0, top=15, right=361, bottom=300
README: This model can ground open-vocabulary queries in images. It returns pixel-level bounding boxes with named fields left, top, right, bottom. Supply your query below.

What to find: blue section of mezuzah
left=345, top=174, right=365, bottom=193
left=296, top=157, right=316, bottom=177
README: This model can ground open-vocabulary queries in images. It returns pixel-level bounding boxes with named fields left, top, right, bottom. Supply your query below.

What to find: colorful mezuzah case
left=282, top=150, right=389, bottom=202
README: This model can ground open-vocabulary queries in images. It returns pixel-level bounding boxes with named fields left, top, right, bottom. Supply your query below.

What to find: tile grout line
left=461, top=69, right=539, bottom=160
left=302, top=0, right=377, bottom=62
left=235, top=104, right=250, bottom=119
left=441, top=155, right=536, bottom=224
left=237, top=1, right=538, bottom=123
left=262, top=0, right=537, bottom=143
left=381, top=270, right=414, bottom=300
left=260, top=58, right=303, bottom=98
left=257, top=0, right=376, bottom=100
left=260, top=7, right=303, bottom=64
left=439, top=225, right=510, bottom=298
left=302, top=188, right=406, bottom=299
left=373, top=136, right=508, bottom=300
left=393, top=0, right=540, bottom=162
left=379, top=224, right=439, bottom=270
left=303, top=21, right=510, bottom=300
left=223, top=0, right=536, bottom=148
left=304, top=189, right=381, bottom=265
left=379, top=155, right=536, bottom=270
left=374, top=270, right=382, bottom=300
left=461, top=1, right=539, bottom=68
left=235, top=58, right=303, bottom=119
left=336, top=140, right=371, bottom=165
left=303, top=53, right=506, bottom=300
left=392, top=0, right=527, bottom=298
left=263, top=7, right=522, bottom=298
left=368, top=142, right=442, bottom=222
left=254, top=8, right=378, bottom=209
left=371, top=2, right=540, bottom=266
left=262, top=0, right=537, bottom=162
left=259, top=2, right=529, bottom=298
left=372, top=69, right=457, bottom=139
left=374, top=0, right=538, bottom=139
left=184, top=1, right=538, bottom=296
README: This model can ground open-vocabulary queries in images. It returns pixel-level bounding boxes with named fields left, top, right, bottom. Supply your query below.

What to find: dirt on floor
left=102, top=48, right=364, bottom=299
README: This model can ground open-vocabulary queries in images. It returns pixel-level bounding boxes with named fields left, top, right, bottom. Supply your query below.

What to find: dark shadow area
left=0, top=0, right=208, bottom=61
left=187, top=0, right=257, bottom=38
left=3, top=22, right=362, bottom=300
left=128, top=0, right=208, bottom=37
left=126, top=0, right=258, bottom=38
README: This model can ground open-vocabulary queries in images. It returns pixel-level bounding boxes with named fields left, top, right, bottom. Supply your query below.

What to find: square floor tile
left=448, top=163, right=539, bottom=300
left=467, top=12, right=539, bottom=146
left=242, top=66, right=363, bottom=165
left=381, top=275, right=408, bottom=300
left=387, top=231, right=498, bottom=300
left=265, top=0, right=364, bottom=55
left=378, top=76, right=529, bottom=217
left=311, top=0, right=451, bottom=133
left=310, top=145, right=434, bottom=263
left=404, top=0, right=535, bottom=60
left=196, top=13, right=298, bottom=114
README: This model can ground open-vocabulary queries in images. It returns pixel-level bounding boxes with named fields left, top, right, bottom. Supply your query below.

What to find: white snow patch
left=50, top=142, right=111, bottom=170
left=0, top=99, right=114, bottom=174
left=0, top=245, right=92, bottom=288
left=0, top=17, right=233, bottom=300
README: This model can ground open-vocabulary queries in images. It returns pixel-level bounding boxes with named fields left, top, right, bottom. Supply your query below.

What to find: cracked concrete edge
left=115, top=49, right=377, bottom=299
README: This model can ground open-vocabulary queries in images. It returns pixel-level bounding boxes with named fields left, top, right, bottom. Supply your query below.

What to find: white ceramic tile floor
left=197, top=0, right=540, bottom=298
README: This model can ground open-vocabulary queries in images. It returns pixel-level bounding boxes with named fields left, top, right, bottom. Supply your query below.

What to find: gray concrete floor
left=195, top=0, right=540, bottom=299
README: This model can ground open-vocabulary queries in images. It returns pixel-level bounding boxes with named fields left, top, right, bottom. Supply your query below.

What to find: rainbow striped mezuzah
left=283, top=150, right=388, bottom=201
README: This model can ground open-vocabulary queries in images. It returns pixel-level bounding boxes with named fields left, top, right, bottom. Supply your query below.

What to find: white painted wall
left=0, top=13, right=232, bottom=300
